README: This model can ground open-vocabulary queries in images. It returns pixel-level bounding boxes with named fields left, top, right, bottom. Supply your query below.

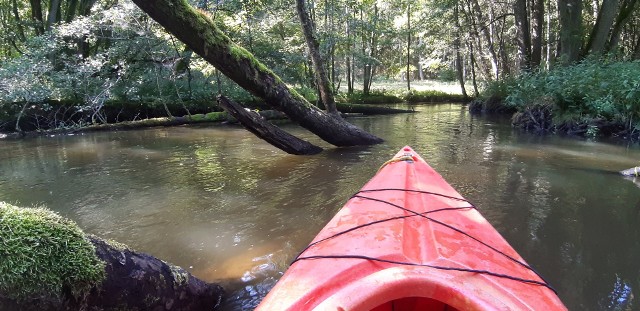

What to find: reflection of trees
left=3, top=105, right=640, bottom=309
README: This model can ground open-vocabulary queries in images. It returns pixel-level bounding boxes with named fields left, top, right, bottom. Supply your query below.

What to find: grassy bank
left=476, top=59, right=640, bottom=139
left=336, top=80, right=468, bottom=105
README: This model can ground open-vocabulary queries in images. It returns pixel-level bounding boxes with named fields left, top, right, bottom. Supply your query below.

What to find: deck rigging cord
left=292, top=158, right=558, bottom=295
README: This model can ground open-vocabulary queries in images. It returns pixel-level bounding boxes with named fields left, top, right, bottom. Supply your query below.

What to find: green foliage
left=339, top=90, right=403, bottom=105
left=402, top=89, right=465, bottom=102
left=501, top=59, right=640, bottom=123
left=292, top=86, right=318, bottom=103
left=0, top=202, right=105, bottom=302
left=0, top=2, right=222, bottom=131
left=484, top=59, right=640, bottom=136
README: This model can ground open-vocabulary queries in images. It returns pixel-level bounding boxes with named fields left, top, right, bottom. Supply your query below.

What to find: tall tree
left=454, top=2, right=468, bottom=98
left=29, top=0, right=45, bottom=35
left=406, top=0, right=411, bottom=91
left=531, top=0, right=544, bottom=68
left=584, top=0, right=620, bottom=55
left=130, top=0, right=383, bottom=147
left=297, top=0, right=338, bottom=114
left=558, top=0, right=583, bottom=64
left=605, top=0, right=639, bottom=52
left=514, top=0, right=532, bottom=70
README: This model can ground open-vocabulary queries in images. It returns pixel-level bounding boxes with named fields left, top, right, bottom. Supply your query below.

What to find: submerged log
left=130, top=0, right=383, bottom=147
left=218, top=95, right=322, bottom=155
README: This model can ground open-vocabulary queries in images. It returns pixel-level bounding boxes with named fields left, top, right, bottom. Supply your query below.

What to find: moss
left=0, top=202, right=105, bottom=302
left=204, top=111, right=227, bottom=121
left=189, top=114, right=206, bottom=121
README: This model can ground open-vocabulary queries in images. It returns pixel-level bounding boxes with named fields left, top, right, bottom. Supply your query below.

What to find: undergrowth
left=483, top=58, right=640, bottom=137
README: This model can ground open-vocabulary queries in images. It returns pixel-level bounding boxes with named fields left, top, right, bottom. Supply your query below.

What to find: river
left=1, top=103, right=639, bottom=310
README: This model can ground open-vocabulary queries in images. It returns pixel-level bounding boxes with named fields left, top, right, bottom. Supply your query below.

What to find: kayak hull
left=256, top=146, right=567, bottom=311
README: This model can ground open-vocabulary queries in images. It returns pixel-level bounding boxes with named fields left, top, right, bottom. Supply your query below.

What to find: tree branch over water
left=130, top=0, right=383, bottom=148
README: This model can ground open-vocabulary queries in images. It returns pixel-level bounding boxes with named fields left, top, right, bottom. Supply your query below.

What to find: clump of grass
left=0, top=202, right=105, bottom=303
left=402, top=90, right=466, bottom=103
left=338, top=90, right=403, bottom=105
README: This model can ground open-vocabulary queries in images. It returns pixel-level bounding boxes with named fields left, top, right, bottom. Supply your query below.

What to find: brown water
left=1, top=103, right=640, bottom=310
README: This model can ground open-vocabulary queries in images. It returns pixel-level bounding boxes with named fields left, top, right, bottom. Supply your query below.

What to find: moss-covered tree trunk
left=130, top=0, right=382, bottom=147
left=83, top=237, right=224, bottom=311
left=0, top=202, right=223, bottom=311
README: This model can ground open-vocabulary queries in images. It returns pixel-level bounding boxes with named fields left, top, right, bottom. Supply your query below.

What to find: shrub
left=484, top=59, right=640, bottom=132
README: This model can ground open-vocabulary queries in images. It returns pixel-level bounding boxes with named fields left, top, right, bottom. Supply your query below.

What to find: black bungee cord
left=291, top=188, right=558, bottom=295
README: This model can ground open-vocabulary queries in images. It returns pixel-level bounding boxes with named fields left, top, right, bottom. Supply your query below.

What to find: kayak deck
left=256, top=146, right=566, bottom=311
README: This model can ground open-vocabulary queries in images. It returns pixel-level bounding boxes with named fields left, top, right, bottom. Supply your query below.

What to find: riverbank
left=0, top=103, right=414, bottom=140
left=470, top=59, right=640, bottom=140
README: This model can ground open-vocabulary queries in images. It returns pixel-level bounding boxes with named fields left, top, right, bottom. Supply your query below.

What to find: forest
left=0, top=0, right=639, bottom=138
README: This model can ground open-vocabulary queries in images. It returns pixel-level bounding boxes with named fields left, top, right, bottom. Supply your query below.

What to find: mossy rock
left=0, top=202, right=105, bottom=304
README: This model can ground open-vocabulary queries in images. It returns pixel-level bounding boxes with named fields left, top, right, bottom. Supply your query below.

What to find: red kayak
left=256, top=146, right=567, bottom=311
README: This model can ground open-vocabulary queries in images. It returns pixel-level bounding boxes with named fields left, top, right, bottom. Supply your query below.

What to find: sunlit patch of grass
left=338, top=79, right=466, bottom=95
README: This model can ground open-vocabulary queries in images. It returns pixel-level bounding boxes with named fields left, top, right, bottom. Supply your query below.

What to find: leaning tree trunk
left=584, top=0, right=619, bottom=55
left=296, top=0, right=338, bottom=115
left=217, top=95, right=323, bottom=155
left=131, top=0, right=382, bottom=147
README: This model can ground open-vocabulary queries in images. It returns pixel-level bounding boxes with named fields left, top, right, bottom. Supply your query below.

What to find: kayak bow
left=256, top=146, right=567, bottom=311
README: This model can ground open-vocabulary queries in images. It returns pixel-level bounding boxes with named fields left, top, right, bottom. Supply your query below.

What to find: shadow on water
left=2, top=104, right=640, bottom=310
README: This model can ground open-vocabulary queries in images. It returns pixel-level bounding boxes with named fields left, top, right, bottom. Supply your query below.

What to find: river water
left=1, top=103, right=640, bottom=310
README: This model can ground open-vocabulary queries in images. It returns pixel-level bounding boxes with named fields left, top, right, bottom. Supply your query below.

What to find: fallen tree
left=130, top=0, right=383, bottom=148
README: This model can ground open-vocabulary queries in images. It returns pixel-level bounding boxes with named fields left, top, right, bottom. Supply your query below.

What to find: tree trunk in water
left=296, top=0, right=338, bottom=115
left=531, top=0, right=544, bottom=68
left=217, top=95, right=323, bottom=155
left=584, top=0, right=619, bottom=55
left=514, top=0, right=532, bottom=70
left=558, top=0, right=583, bottom=64
left=130, top=0, right=382, bottom=147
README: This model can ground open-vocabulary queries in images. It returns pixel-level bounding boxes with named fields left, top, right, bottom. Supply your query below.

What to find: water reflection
left=1, top=104, right=640, bottom=310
